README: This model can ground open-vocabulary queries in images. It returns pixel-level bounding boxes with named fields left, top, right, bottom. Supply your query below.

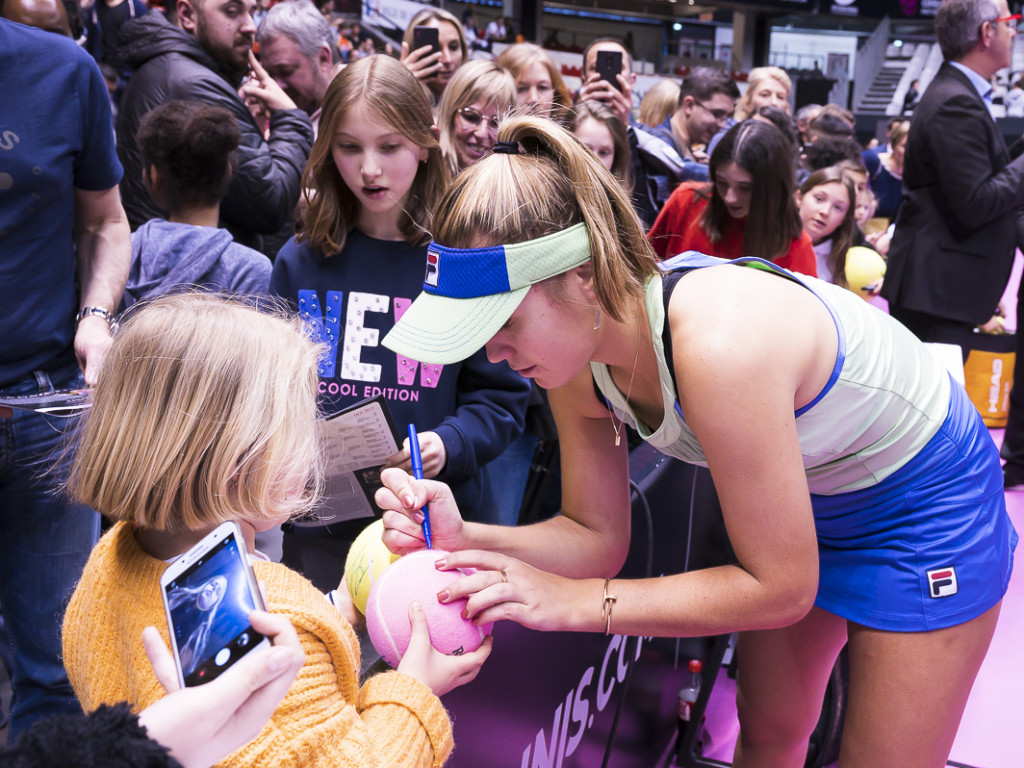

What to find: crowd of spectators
left=3, top=0, right=1023, bottom=764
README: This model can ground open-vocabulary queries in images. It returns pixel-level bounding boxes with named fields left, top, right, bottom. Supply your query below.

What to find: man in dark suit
left=885, top=0, right=1024, bottom=487
left=885, top=0, right=1022, bottom=339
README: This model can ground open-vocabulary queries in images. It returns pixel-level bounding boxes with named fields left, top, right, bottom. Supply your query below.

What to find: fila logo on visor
left=926, top=566, right=958, bottom=598
left=425, top=249, right=440, bottom=288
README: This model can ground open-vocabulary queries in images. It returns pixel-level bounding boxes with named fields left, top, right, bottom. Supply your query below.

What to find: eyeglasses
left=694, top=100, right=732, bottom=123
left=991, top=13, right=1020, bottom=30
left=457, top=107, right=500, bottom=133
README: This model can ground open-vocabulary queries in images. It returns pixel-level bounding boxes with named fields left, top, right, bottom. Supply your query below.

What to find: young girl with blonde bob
left=374, top=115, right=1016, bottom=768
left=62, top=293, right=491, bottom=768
left=272, top=55, right=529, bottom=583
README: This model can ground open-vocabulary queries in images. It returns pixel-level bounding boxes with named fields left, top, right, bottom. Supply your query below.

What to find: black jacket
left=116, top=12, right=313, bottom=256
left=0, top=703, right=181, bottom=768
left=884, top=62, right=1024, bottom=325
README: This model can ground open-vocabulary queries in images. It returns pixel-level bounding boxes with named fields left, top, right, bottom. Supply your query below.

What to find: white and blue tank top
left=591, top=253, right=951, bottom=495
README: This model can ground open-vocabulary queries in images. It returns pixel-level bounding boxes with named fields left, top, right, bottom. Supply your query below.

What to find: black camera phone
left=413, top=26, right=441, bottom=58
left=595, top=50, right=624, bottom=91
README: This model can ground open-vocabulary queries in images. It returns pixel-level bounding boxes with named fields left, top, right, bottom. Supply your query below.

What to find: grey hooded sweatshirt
left=124, top=219, right=271, bottom=309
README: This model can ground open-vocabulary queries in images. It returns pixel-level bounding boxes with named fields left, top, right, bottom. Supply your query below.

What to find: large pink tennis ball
left=365, top=549, right=493, bottom=668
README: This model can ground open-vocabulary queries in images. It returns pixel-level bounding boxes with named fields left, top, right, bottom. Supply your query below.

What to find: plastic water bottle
left=677, top=659, right=703, bottom=722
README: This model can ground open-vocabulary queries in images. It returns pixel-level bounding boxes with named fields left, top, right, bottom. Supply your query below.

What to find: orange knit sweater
left=62, top=523, right=454, bottom=768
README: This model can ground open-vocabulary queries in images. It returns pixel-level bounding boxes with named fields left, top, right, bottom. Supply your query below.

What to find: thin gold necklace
left=609, top=331, right=642, bottom=447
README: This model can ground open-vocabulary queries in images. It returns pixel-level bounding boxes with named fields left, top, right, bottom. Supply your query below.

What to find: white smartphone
left=160, top=521, right=269, bottom=688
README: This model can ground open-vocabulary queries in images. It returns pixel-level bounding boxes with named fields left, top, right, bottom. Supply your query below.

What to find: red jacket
left=647, top=183, right=818, bottom=277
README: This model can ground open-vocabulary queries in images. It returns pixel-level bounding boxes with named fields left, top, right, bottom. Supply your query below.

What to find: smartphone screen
left=596, top=50, right=623, bottom=91
left=163, top=527, right=267, bottom=687
left=413, top=25, right=441, bottom=58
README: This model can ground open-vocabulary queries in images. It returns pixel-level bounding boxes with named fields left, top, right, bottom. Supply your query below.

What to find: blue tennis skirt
left=812, top=379, right=1017, bottom=631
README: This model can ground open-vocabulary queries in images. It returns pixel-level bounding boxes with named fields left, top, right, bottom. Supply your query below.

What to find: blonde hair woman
left=494, top=42, right=572, bottom=122
left=375, top=115, right=1014, bottom=768
left=400, top=7, right=468, bottom=101
left=62, top=293, right=491, bottom=768
left=638, top=78, right=681, bottom=128
left=437, top=60, right=517, bottom=174
left=735, top=66, right=792, bottom=120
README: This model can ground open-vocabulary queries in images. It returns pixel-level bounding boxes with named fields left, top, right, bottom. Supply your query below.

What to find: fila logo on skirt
left=927, top=567, right=959, bottom=598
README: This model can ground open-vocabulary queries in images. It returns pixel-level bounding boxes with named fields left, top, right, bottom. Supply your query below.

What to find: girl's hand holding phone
left=138, top=611, right=305, bottom=768
left=396, top=602, right=492, bottom=696
left=375, top=467, right=466, bottom=555
left=399, top=40, right=442, bottom=80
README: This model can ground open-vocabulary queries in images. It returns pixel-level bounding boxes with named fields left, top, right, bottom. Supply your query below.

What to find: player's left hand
left=433, top=550, right=590, bottom=633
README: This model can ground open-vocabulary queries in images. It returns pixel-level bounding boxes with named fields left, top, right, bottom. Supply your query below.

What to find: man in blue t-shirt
left=0, top=18, right=131, bottom=741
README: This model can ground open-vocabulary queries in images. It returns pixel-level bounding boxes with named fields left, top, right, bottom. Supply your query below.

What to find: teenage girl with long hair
left=795, top=166, right=857, bottom=286
left=647, top=120, right=817, bottom=276
left=374, top=115, right=1015, bottom=768
left=271, top=55, right=529, bottom=587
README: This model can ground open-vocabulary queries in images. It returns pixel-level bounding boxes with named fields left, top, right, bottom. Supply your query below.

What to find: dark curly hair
left=137, top=100, right=241, bottom=212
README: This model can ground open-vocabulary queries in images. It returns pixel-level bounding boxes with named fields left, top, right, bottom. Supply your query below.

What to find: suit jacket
left=883, top=62, right=1024, bottom=325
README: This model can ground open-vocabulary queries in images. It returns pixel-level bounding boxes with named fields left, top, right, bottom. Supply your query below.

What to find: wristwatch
left=76, top=306, right=118, bottom=332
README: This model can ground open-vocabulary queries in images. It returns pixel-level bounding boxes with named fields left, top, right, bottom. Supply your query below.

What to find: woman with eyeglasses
left=647, top=120, right=818, bottom=276
left=438, top=60, right=517, bottom=174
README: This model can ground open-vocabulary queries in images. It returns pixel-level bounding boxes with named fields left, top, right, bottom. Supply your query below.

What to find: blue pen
left=407, top=423, right=433, bottom=549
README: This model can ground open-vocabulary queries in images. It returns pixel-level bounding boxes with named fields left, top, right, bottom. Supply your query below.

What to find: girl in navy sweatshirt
left=270, top=55, right=529, bottom=589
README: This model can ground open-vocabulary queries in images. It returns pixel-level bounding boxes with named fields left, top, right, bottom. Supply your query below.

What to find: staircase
left=858, top=61, right=907, bottom=113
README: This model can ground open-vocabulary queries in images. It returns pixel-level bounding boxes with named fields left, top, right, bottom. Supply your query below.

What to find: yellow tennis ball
left=844, top=246, right=886, bottom=299
left=344, top=519, right=401, bottom=614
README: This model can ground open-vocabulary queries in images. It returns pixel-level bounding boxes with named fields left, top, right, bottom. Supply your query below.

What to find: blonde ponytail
left=432, top=115, right=657, bottom=321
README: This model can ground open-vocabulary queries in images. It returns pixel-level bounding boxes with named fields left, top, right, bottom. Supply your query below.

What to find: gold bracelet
left=601, top=578, right=617, bottom=635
